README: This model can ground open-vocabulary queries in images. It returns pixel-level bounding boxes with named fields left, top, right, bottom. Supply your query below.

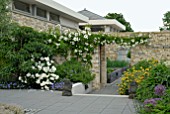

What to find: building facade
left=78, top=9, right=125, bottom=32
left=12, top=0, right=88, bottom=31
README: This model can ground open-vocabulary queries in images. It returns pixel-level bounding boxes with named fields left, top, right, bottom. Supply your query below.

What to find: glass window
left=36, top=8, right=47, bottom=18
left=50, top=13, right=59, bottom=22
left=13, top=1, right=30, bottom=13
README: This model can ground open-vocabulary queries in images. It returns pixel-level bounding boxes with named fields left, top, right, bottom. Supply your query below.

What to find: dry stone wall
left=12, top=12, right=56, bottom=31
left=107, top=32, right=170, bottom=65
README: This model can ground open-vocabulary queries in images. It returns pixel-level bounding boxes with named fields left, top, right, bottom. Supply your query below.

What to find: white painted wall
left=60, top=16, right=79, bottom=29
left=104, top=26, right=111, bottom=32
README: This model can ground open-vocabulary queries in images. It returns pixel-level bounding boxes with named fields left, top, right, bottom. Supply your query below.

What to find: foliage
left=107, top=59, right=129, bottom=68
left=0, top=0, right=11, bottom=35
left=127, top=49, right=131, bottom=58
left=105, top=13, right=133, bottom=32
left=136, top=63, right=170, bottom=102
left=50, top=26, right=149, bottom=65
left=19, top=56, right=59, bottom=90
left=118, top=59, right=158, bottom=95
left=137, top=88, right=170, bottom=114
left=107, top=68, right=114, bottom=74
left=0, top=103, right=24, bottom=114
left=160, top=11, right=170, bottom=31
left=0, top=25, right=59, bottom=84
left=56, top=58, right=95, bottom=84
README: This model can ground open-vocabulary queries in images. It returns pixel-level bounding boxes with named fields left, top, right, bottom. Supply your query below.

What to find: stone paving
left=90, top=77, right=121, bottom=95
left=0, top=89, right=136, bottom=114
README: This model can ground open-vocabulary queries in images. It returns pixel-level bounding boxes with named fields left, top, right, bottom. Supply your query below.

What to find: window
left=36, top=7, right=47, bottom=18
left=13, top=1, right=30, bottom=13
left=50, top=13, right=60, bottom=22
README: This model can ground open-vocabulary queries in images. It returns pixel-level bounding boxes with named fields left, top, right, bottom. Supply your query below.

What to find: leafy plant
left=136, top=63, right=170, bottom=102
left=56, top=58, right=95, bottom=84
left=107, top=59, right=129, bottom=68
left=118, top=59, right=158, bottom=95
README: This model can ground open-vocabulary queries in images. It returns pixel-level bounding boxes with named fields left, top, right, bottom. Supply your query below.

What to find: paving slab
left=0, top=90, right=136, bottom=114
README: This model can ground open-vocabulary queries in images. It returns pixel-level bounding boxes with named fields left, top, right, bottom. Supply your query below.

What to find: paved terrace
left=0, top=90, right=136, bottom=114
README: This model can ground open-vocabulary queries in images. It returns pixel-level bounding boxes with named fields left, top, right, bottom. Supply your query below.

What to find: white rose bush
left=19, top=56, right=59, bottom=90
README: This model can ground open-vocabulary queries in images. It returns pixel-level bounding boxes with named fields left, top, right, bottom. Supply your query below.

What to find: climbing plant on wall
left=49, top=26, right=149, bottom=65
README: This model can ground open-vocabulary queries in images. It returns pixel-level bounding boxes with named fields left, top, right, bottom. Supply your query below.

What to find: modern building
left=78, top=9, right=125, bottom=32
left=12, top=0, right=88, bottom=31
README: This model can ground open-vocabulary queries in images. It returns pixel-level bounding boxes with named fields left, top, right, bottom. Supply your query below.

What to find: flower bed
left=119, top=59, right=170, bottom=113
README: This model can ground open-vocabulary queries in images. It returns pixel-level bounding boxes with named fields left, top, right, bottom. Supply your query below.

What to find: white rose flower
left=24, top=80, right=27, bottom=83
left=48, top=39, right=52, bottom=43
left=74, top=49, right=78, bottom=53
left=18, top=76, right=22, bottom=81
left=47, top=61, right=51, bottom=66
left=36, top=79, right=40, bottom=84
left=43, top=67, right=49, bottom=73
left=84, top=35, right=88, bottom=39
left=35, top=73, right=39, bottom=77
left=75, top=33, right=78, bottom=37
left=39, top=73, right=47, bottom=79
left=68, top=34, right=72, bottom=38
left=55, top=43, right=60, bottom=47
left=26, top=73, right=31, bottom=77
left=31, top=58, right=34, bottom=62
left=50, top=77, right=54, bottom=80
left=51, top=66, right=57, bottom=72
left=40, top=81, right=46, bottom=86
left=64, top=37, right=68, bottom=41
left=40, top=57, right=44, bottom=61
left=71, top=42, right=75, bottom=45
left=82, top=30, right=86, bottom=34
left=37, top=65, right=42, bottom=70
left=88, top=32, right=91, bottom=36
left=140, top=40, right=144, bottom=43
left=51, top=60, right=54, bottom=64
left=131, top=39, right=135, bottom=43
left=85, top=42, right=88, bottom=46
left=44, top=57, right=50, bottom=61
left=44, top=86, right=49, bottom=90
left=32, top=66, right=35, bottom=70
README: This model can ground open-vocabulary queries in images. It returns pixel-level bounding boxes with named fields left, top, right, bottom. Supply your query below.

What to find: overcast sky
left=54, top=0, right=170, bottom=32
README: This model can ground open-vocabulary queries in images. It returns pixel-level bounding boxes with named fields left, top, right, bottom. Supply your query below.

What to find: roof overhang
left=79, top=19, right=126, bottom=31
left=17, top=0, right=89, bottom=23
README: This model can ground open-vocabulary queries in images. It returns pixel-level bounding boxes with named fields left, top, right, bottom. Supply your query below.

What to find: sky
left=54, top=0, right=170, bottom=32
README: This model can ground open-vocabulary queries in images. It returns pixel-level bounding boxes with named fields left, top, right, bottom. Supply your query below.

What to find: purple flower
left=154, top=84, right=166, bottom=96
left=144, top=98, right=162, bottom=106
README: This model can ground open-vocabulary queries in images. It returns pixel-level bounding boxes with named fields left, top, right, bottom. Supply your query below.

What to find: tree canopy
left=105, top=13, right=134, bottom=32
left=160, top=11, right=170, bottom=31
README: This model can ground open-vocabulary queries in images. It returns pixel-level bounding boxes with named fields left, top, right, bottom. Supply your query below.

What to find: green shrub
left=136, top=63, right=170, bottom=102
left=107, top=68, right=114, bottom=74
left=107, top=59, right=129, bottom=68
left=56, top=58, right=95, bottom=84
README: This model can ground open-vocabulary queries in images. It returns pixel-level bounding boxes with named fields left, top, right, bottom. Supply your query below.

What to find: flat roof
left=79, top=19, right=126, bottom=30
left=18, top=0, right=89, bottom=23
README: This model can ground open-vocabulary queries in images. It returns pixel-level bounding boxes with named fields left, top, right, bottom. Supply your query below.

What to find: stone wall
left=12, top=12, right=76, bottom=32
left=131, top=32, right=170, bottom=65
left=107, top=32, right=170, bottom=65
left=12, top=12, right=56, bottom=31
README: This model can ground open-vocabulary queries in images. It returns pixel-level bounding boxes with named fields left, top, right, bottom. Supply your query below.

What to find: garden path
left=90, top=77, right=121, bottom=95
left=0, top=90, right=136, bottom=114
